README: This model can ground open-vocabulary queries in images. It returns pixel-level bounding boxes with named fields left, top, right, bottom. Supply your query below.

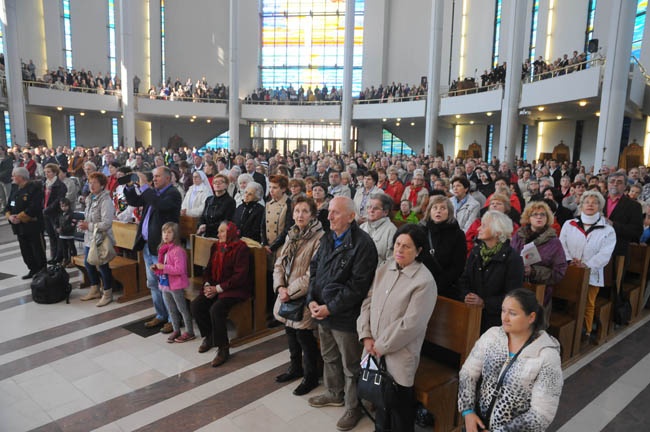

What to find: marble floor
left=0, top=218, right=649, bottom=432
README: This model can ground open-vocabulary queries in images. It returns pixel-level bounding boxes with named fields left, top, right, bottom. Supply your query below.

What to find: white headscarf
left=188, top=170, right=213, bottom=207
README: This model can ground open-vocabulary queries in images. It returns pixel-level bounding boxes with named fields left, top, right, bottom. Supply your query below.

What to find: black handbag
left=278, top=298, right=304, bottom=321
left=31, top=264, right=72, bottom=304
left=612, top=287, right=632, bottom=326
left=357, top=355, right=398, bottom=419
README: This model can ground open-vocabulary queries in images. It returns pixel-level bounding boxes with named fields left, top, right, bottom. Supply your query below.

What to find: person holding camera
left=124, top=167, right=182, bottom=333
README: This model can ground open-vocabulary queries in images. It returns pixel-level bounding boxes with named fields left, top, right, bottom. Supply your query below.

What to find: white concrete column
left=229, top=0, right=240, bottom=152
left=118, top=0, right=136, bottom=149
left=340, top=0, right=355, bottom=154
left=594, top=0, right=637, bottom=172
left=497, top=0, right=528, bottom=164
left=1, top=0, right=27, bottom=147
left=424, top=0, right=444, bottom=157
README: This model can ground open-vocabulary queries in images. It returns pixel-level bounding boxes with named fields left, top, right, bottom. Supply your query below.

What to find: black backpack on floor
left=31, top=264, right=72, bottom=304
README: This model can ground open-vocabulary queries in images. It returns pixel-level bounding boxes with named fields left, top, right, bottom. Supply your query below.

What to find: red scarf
left=210, top=222, right=242, bottom=281
left=408, top=186, right=422, bottom=206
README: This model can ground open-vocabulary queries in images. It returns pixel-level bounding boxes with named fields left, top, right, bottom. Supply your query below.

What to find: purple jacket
left=155, top=243, right=189, bottom=291
left=511, top=225, right=567, bottom=305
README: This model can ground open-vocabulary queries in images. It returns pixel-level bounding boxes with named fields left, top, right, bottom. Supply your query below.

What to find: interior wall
left=239, top=0, right=261, bottom=97
left=536, top=120, right=576, bottom=159
left=16, top=0, right=47, bottom=75
left=74, top=114, right=112, bottom=148
left=42, top=0, right=63, bottom=72
left=361, top=0, right=387, bottom=89
left=355, top=122, right=383, bottom=153
left=464, top=1, right=495, bottom=80
left=26, top=113, right=52, bottom=147
left=70, top=0, right=109, bottom=74
left=552, top=0, right=589, bottom=59
left=135, top=120, right=152, bottom=149
left=150, top=118, right=229, bottom=150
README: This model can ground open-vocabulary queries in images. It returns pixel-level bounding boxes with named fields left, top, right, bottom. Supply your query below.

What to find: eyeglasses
left=367, top=206, right=384, bottom=212
left=608, top=179, right=625, bottom=185
left=530, top=212, right=547, bottom=218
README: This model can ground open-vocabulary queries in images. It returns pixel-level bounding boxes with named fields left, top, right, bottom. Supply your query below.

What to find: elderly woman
left=420, top=195, right=467, bottom=299
left=288, top=178, right=307, bottom=199
left=465, top=192, right=520, bottom=254
left=190, top=221, right=253, bottom=367
left=450, top=176, right=480, bottom=232
left=511, top=201, right=568, bottom=320
left=459, top=210, right=524, bottom=333
left=559, top=190, right=616, bottom=340
left=358, top=224, right=437, bottom=432
left=197, top=174, right=236, bottom=238
left=42, top=163, right=68, bottom=263
left=459, top=289, right=563, bottom=432
left=393, top=199, right=419, bottom=224
left=401, top=169, right=429, bottom=217
left=78, top=173, right=115, bottom=307
left=181, top=170, right=212, bottom=217
left=234, top=173, right=255, bottom=207
left=233, top=182, right=265, bottom=243
left=273, top=196, right=324, bottom=396
left=360, top=193, right=397, bottom=267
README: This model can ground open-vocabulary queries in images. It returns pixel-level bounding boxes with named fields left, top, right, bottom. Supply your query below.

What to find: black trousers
left=56, top=238, right=77, bottom=262
left=17, top=231, right=46, bottom=274
left=43, top=215, right=58, bottom=259
left=374, top=383, right=416, bottom=432
left=285, top=326, right=320, bottom=381
left=190, top=294, right=241, bottom=347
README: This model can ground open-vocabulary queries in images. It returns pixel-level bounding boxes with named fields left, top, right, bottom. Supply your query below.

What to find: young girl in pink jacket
left=153, top=222, right=195, bottom=343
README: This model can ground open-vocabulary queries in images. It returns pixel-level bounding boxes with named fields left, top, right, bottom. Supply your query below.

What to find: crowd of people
left=2, top=141, right=648, bottom=431
left=147, top=76, right=228, bottom=102
left=24, top=61, right=123, bottom=95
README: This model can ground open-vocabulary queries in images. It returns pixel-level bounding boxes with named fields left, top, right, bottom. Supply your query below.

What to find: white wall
left=457, top=124, right=487, bottom=155
left=356, top=122, right=382, bottom=153
left=42, top=0, right=63, bottom=72
left=535, top=120, right=575, bottom=158
left=26, top=113, right=52, bottom=147
left=16, top=0, right=47, bottom=75
left=239, top=0, right=261, bottom=97
left=150, top=117, right=229, bottom=150
left=552, top=0, right=588, bottom=59
left=74, top=113, right=112, bottom=148
left=361, top=0, right=387, bottom=88
left=580, top=117, right=599, bottom=170
left=464, top=0, right=495, bottom=80
left=71, top=0, right=109, bottom=74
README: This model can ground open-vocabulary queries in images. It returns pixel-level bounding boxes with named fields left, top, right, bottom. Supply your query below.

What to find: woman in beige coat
left=358, top=223, right=437, bottom=432
left=273, top=195, right=324, bottom=396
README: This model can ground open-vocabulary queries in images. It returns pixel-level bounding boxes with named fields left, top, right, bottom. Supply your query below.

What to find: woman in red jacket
left=190, top=221, right=253, bottom=367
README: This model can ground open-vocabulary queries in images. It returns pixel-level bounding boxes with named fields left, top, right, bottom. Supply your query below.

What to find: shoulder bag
left=87, top=226, right=117, bottom=266
left=357, top=354, right=398, bottom=421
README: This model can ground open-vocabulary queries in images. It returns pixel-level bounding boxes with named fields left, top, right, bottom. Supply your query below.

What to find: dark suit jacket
left=605, top=195, right=643, bottom=256
left=124, top=184, right=182, bottom=255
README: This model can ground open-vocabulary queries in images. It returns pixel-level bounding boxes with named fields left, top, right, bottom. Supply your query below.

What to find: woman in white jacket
left=181, top=170, right=212, bottom=217
left=360, top=193, right=397, bottom=267
left=559, top=190, right=616, bottom=339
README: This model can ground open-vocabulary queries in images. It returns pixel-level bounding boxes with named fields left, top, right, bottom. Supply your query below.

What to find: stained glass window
left=381, top=129, right=414, bottom=156
left=492, top=0, right=502, bottom=68
left=62, top=0, right=72, bottom=69
left=632, top=0, right=647, bottom=61
left=108, top=0, right=116, bottom=78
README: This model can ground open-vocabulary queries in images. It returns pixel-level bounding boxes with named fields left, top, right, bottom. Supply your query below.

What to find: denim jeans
left=143, top=244, right=168, bottom=322
left=84, top=246, right=113, bottom=290
left=163, top=289, right=194, bottom=334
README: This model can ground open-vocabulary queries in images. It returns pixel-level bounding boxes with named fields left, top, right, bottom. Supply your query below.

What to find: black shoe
left=21, top=272, right=35, bottom=280
left=47, top=259, right=58, bottom=265
left=275, top=369, right=303, bottom=383
left=293, top=378, right=319, bottom=396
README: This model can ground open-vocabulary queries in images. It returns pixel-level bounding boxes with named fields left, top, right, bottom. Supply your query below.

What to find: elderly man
left=125, top=166, right=182, bottom=333
left=5, top=167, right=46, bottom=279
left=245, top=158, right=267, bottom=197
left=360, top=193, right=397, bottom=267
left=328, top=169, right=351, bottom=198
left=604, top=172, right=643, bottom=258
left=306, top=196, right=378, bottom=431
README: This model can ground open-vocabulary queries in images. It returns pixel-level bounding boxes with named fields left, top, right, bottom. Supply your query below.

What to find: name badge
left=10, top=200, right=15, bottom=206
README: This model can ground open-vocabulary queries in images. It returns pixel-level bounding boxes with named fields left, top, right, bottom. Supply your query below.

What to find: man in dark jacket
left=125, top=166, right=182, bottom=332
left=5, top=167, right=46, bottom=279
left=306, top=196, right=378, bottom=431
left=605, top=172, right=643, bottom=258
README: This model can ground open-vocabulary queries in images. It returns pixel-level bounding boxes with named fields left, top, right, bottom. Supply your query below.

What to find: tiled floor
left=0, top=218, right=649, bottom=431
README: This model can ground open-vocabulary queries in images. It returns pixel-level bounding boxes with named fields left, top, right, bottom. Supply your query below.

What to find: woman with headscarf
left=190, top=221, right=253, bottom=367
left=181, top=170, right=212, bottom=218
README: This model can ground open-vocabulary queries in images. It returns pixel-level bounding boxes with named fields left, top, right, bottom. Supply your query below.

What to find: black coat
left=124, top=184, right=182, bottom=255
left=421, top=220, right=467, bottom=300
left=43, top=179, right=67, bottom=218
left=306, top=222, right=378, bottom=332
left=605, top=195, right=644, bottom=257
left=458, top=240, right=524, bottom=333
left=6, top=181, right=44, bottom=235
left=200, top=193, right=236, bottom=238
left=233, top=201, right=264, bottom=243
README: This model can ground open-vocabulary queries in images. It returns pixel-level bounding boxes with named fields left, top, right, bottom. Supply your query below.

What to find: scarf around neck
left=480, top=241, right=504, bottom=265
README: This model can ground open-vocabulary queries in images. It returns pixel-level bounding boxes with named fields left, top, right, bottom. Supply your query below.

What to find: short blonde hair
left=579, top=190, right=605, bottom=211
left=489, top=193, right=511, bottom=213
left=520, top=201, right=554, bottom=227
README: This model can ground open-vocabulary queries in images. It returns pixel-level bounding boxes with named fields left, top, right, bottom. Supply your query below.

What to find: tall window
left=160, top=0, right=167, bottom=84
left=521, top=125, right=529, bottom=161
left=486, top=124, right=495, bottom=161
left=112, top=118, right=119, bottom=148
left=381, top=129, right=414, bottom=156
left=528, top=0, right=540, bottom=69
left=4, top=111, right=11, bottom=147
left=492, top=0, right=503, bottom=67
left=204, top=131, right=231, bottom=151
left=584, top=0, right=596, bottom=55
left=0, top=29, right=4, bottom=54
left=62, top=0, right=73, bottom=69
left=69, top=115, right=77, bottom=149
left=107, top=0, right=117, bottom=79
left=260, top=0, right=365, bottom=93
left=632, top=0, right=647, bottom=60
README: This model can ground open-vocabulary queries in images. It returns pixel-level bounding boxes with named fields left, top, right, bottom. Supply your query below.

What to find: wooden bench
left=547, top=265, right=589, bottom=362
left=622, top=244, right=650, bottom=318
left=72, top=221, right=148, bottom=303
left=186, top=234, right=269, bottom=346
left=524, top=282, right=546, bottom=306
left=414, top=296, right=482, bottom=432
left=179, top=215, right=199, bottom=244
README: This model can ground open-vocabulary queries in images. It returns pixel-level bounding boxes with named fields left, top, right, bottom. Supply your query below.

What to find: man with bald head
left=306, top=196, right=378, bottom=431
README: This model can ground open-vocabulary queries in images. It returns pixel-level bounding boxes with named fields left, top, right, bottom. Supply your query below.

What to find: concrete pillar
left=118, top=0, right=136, bottom=149
left=424, top=0, right=444, bottom=157
left=340, top=0, right=355, bottom=154
left=594, top=0, right=637, bottom=172
left=1, top=0, right=27, bottom=147
left=229, top=0, right=240, bottom=152
left=497, top=0, right=528, bottom=164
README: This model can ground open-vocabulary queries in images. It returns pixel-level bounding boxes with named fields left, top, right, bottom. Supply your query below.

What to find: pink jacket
left=154, top=243, right=189, bottom=291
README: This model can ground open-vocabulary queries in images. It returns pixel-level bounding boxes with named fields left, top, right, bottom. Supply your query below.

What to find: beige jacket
left=83, top=190, right=115, bottom=248
left=357, top=259, right=437, bottom=386
left=273, top=220, right=324, bottom=330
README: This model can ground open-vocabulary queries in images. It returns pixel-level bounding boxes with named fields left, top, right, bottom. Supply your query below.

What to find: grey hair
left=230, top=165, right=242, bottom=176
left=12, top=167, right=29, bottom=180
left=481, top=210, right=514, bottom=243
left=369, top=193, right=393, bottom=213
left=245, top=182, right=263, bottom=201
left=579, top=190, right=606, bottom=211
left=83, top=161, right=97, bottom=171
left=329, top=196, right=356, bottom=215
left=608, top=171, right=628, bottom=185
left=237, top=173, right=254, bottom=187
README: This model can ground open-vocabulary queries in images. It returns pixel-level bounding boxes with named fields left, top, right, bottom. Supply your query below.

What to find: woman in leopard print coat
left=458, top=289, right=563, bottom=432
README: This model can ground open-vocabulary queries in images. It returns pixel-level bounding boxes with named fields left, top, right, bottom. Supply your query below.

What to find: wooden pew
left=186, top=234, right=270, bottom=346
left=524, top=282, right=546, bottom=306
left=547, top=265, right=589, bottom=362
left=179, top=215, right=199, bottom=244
left=72, top=221, right=148, bottom=303
left=414, top=297, right=482, bottom=432
left=622, top=244, right=650, bottom=318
